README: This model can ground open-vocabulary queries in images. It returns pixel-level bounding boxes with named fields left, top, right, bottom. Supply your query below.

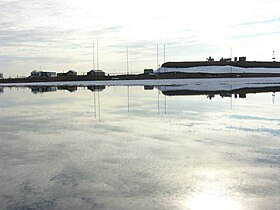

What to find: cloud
left=240, top=17, right=280, bottom=26
left=1, top=0, right=280, bottom=76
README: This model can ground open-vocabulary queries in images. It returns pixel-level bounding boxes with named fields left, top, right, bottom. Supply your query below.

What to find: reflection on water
left=0, top=82, right=280, bottom=210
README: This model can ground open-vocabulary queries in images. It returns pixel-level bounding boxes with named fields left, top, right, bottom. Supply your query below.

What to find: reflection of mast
left=127, top=86, right=130, bottom=112
left=272, top=92, right=275, bottom=103
left=98, top=90, right=101, bottom=122
left=231, top=93, right=233, bottom=109
left=230, top=79, right=233, bottom=109
left=164, top=86, right=167, bottom=114
left=94, top=91, right=97, bottom=119
left=158, top=89, right=160, bottom=114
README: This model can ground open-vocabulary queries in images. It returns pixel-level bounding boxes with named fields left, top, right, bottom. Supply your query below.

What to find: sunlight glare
left=185, top=182, right=241, bottom=210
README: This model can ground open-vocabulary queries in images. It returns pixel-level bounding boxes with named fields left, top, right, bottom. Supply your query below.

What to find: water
left=0, top=84, right=280, bottom=210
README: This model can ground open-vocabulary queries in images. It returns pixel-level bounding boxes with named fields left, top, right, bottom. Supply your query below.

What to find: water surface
left=0, top=84, right=279, bottom=210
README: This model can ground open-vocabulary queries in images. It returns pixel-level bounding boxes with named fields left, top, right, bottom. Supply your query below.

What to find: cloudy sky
left=1, top=0, right=280, bottom=77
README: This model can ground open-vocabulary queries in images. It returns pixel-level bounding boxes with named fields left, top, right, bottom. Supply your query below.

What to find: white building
left=31, top=70, right=57, bottom=78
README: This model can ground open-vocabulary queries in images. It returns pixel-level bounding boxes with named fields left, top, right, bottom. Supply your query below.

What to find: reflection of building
left=57, top=70, right=77, bottom=77
left=57, top=86, right=78, bottom=92
left=31, top=70, right=56, bottom=78
left=0, top=87, right=3, bottom=94
left=144, top=69, right=154, bottom=74
left=31, top=86, right=57, bottom=94
left=144, top=85, right=154, bottom=90
left=87, top=70, right=105, bottom=77
left=158, top=82, right=280, bottom=100
left=207, top=94, right=215, bottom=100
left=87, top=86, right=106, bottom=92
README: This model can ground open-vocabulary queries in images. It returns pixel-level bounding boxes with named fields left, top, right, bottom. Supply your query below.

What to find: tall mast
left=93, top=43, right=95, bottom=70
left=163, top=44, right=166, bottom=64
left=126, top=47, right=129, bottom=75
left=157, top=44, right=159, bottom=70
left=97, top=38, right=99, bottom=70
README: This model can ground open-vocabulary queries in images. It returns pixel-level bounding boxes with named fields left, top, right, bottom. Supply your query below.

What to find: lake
left=0, top=81, right=280, bottom=210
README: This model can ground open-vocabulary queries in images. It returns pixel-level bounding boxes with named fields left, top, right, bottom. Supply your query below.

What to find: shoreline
left=1, top=72, right=280, bottom=85
left=2, top=61, right=280, bottom=85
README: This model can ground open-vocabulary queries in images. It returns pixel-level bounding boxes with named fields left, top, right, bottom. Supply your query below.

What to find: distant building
left=143, top=69, right=154, bottom=74
left=31, top=70, right=56, bottom=78
left=0, top=73, right=3, bottom=79
left=239, top=56, right=246, bottom=62
left=57, top=70, right=77, bottom=77
left=206, top=56, right=215, bottom=62
left=87, top=70, right=105, bottom=77
left=220, top=57, right=232, bottom=62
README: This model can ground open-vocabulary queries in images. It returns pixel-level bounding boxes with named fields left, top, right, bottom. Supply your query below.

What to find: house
left=57, top=70, right=77, bottom=77
left=220, top=57, right=232, bottom=62
left=143, top=69, right=154, bottom=74
left=0, top=73, right=3, bottom=79
left=87, top=70, right=105, bottom=77
left=31, top=70, right=57, bottom=78
left=239, top=56, right=246, bottom=62
left=206, top=56, right=215, bottom=62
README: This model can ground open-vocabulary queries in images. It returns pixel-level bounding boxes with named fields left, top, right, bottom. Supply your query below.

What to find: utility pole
left=126, top=47, right=129, bottom=75
left=97, top=38, right=99, bottom=70
left=93, top=43, right=95, bottom=70
left=163, top=44, right=166, bottom=63
left=157, top=44, right=159, bottom=70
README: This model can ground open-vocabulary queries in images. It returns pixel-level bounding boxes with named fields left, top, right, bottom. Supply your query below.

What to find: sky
left=1, top=0, right=280, bottom=77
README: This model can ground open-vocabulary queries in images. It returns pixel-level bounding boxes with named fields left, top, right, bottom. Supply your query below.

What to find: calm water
left=0, top=84, right=280, bottom=210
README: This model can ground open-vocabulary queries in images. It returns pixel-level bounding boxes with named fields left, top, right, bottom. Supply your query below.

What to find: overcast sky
left=1, top=0, right=280, bottom=76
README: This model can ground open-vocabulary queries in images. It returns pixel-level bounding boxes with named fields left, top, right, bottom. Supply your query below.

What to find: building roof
left=88, top=70, right=104, bottom=73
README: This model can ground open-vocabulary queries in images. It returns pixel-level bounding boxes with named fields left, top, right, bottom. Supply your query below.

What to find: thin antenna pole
left=127, top=47, right=129, bottom=75
left=97, top=39, right=99, bottom=70
left=93, top=43, right=95, bottom=70
left=164, top=44, right=166, bottom=63
left=157, top=44, right=159, bottom=69
left=230, top=47, right=233, bottom=73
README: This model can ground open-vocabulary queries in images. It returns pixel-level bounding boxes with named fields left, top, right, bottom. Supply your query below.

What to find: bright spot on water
left=185, top=183, right=240, bottom=210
